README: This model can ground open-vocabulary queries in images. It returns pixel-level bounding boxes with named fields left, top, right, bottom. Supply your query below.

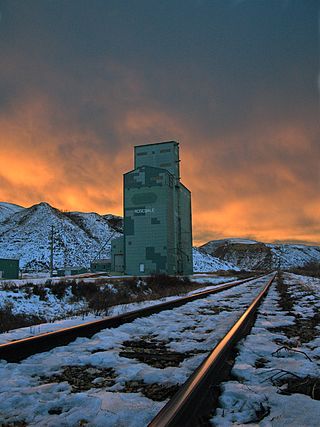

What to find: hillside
left=0, top=202, right=24, bottom=222
left=192, top=248, right=239, bottom=272
left=0, top=201, right=234, bottom=273
left=2, top=202, right=318, bottom=273
left=0, top=202, right=121, bottom=270
left=201, top=239, right=320, bottom=270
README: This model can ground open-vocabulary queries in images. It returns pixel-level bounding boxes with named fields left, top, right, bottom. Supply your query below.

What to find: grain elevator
left=111, top=141, right=193, bottom=275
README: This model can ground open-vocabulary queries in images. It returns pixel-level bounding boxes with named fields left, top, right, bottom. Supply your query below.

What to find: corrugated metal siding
left=122, top=142, right=192, bottom=276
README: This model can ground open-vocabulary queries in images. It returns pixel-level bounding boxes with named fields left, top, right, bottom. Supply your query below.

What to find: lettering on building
left=134, top=208, right=155, bottom=214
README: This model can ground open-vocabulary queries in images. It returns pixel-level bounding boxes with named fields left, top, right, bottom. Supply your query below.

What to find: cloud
left=0, top=85, right=318, bottom=245
left=0, top=1, right=319, bottom=245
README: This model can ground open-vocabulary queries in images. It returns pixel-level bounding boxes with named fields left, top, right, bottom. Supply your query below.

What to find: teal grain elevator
left=111, top=141, right=193, bottom=275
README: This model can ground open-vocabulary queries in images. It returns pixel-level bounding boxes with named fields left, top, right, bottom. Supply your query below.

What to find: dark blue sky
left=0, top=0, right=319, bottom=244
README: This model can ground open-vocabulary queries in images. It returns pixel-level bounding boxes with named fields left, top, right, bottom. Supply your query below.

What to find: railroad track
left=149, top=272, right=277, bottom=426
left=0, top=273, right=276, bottom=426
left=0, top=274, right=263, bottom=362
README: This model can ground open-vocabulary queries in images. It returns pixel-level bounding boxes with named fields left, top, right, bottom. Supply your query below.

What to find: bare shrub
left=145, top=274, right=179, bottom=288
left=1, top=282, right=17, bottom=291
left=71, top=281, right=100, bottom=301
left=70, top=281, right=117, bottom=314
left=23, top=286, right=33, bottom=299
left=50, top=281, right=69, bottom=299
left=121, top=277, right=140, bottom=292
left=87, top=289, right=113, bottom=315
left=104, top=274, right=199, bottom=306
left=144, top=274, right=192, bottom=297
left=31, top=285, right=48, bottom=301
left=0, top=301, right=46, bottom=333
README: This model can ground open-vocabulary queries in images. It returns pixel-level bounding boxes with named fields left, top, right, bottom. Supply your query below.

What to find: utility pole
left=50, top=225, right=54, bottom=277
left=277, top=244, right=283, bottom=272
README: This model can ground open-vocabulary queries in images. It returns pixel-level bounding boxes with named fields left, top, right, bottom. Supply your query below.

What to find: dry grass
left=277, top=376, right=320, bottom=400
left=289, top=261, right=320, bottom=278
left=69, top=274, right=223, bottom=315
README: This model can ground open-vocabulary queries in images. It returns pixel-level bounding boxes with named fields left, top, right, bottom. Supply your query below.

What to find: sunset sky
left=0, top=0, right=319, bottom=246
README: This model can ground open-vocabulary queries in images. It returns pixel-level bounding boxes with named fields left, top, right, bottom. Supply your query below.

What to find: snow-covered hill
left=201, top=239, right=320, bottom=270
left=204, top=238, right=259, bottom=247
left=1, top=202, right=227, bottom=273
left=0, top=201, right=240, bottom=273
left=267, top=243, right=320, bottom=270
left=0, top=202, right=121, bottom=270
left=192, top=248, right=239, bottom=272
left=2, top=201, right=318, bottom=273
left=0, top=202, right=24, bottom=222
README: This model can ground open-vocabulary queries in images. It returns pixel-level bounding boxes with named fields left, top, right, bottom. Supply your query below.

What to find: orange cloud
left=0, top=93, right=319, bottom=246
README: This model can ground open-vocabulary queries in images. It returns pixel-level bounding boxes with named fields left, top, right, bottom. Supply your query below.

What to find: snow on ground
left=284, top=272, right=320, bottom=293
left=211, top=273, right=320, bottom=426
left=0, top=283, right=87, bottom=319
left=0, top=273, right=238, bottom=320
left=0, top=275, right=272, bottom=426
left=0, top=273, right=113, bottom=287
left=0, top=275, right=237, bottom=344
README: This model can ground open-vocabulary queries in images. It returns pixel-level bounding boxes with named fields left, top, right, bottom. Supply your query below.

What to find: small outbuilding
left=90, top=258, right=112, bottom=273
left=0, top=258, right=20, bottom=279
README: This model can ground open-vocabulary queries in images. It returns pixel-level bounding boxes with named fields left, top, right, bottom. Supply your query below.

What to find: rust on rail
left=148, top=272, right=277, bottom=427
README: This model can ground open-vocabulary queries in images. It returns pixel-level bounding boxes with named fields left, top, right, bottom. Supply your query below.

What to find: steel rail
left=0, top=275, right=266, bottom=363
left=149, top=272, right=277, bottom=427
